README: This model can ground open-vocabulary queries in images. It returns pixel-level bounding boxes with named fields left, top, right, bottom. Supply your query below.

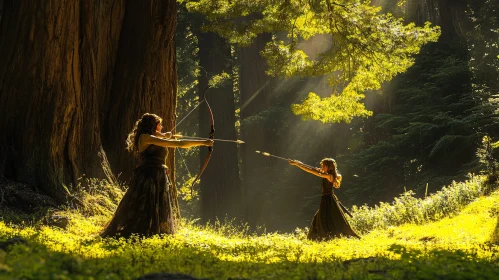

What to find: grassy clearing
left=0, top=176, right=498, bottom=279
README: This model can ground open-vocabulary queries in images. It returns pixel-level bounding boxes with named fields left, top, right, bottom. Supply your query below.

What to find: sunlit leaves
left=185, top=0, right=440, bottom=122
left=208, top=71, right=232, bottom=88
left=261, top=41, right=314, bottom=77
left=291, top=92, right=371, bottom=123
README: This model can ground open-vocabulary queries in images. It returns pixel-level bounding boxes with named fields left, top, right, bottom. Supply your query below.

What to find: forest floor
left=0, top=182, right=498, bottom=279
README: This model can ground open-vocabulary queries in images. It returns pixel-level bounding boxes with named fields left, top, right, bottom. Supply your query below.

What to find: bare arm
left=288, top=160, right=335, bottom=183
left=139, top=134, right=212, bottom=151
left=154, top=131, right=173, bottom=139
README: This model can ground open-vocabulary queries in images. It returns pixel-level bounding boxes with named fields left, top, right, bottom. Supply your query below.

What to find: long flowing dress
left=307, top=178, right=360, bottom=241
left=101, top=144, right=176, bottom=238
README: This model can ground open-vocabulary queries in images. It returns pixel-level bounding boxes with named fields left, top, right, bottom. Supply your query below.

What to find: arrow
left=173, top=134, right=244, bottom=144
left=255, top=151, right=317, bottom=170
left=256, top=151, right=290, bottom=161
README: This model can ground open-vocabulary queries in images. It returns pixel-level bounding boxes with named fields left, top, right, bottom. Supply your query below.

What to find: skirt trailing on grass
left=101, top=145, right=176, bottom=238
left=307, top=179, right=360, bottom=241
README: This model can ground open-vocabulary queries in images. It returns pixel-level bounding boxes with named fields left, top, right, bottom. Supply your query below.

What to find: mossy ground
left=0, top=177, right=498, bottom=279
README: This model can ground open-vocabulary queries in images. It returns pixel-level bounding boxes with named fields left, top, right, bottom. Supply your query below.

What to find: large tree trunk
left=102, top=0, right=179, bottom=216
left=405, top=0, right=433, bottom=25
left=436, top=0, right=468, bottom=39
left=0, top=0, right=124, bottom=202
left=405, top=0, right=467, bottom=39
left=0, top=0, right=179, bottom=217
left=197, top=32, right=241, bottom=223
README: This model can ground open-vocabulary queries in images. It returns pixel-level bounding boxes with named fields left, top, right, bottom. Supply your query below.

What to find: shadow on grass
left=1, top=236, right=498, bottom=280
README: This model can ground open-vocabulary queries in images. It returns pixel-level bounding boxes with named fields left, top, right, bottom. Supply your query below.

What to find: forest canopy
left=185, top=0, right=440, bottom=122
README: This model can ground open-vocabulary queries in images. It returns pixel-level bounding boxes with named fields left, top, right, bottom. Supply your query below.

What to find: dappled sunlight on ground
left=387, top=194, right=499, bottom=244
left=1, top=190, right=498, bottom=279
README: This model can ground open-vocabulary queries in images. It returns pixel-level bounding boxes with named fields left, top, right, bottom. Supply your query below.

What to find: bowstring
left=171, top=88, right=209, bottom=199
left=171, top=99, right=204, bottom=132
left=176, top=147, right=192, bottom=176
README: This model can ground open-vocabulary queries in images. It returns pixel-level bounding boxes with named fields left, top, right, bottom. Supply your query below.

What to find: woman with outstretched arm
left=289, top=158, right=360, bottom=241
left=102, top=113, right=212, bottom=238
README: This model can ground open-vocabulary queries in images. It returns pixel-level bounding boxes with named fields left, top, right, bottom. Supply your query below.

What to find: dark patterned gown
left=307, top=178, right=360, bottom=241
left=101, top=144, right=176, bottom=238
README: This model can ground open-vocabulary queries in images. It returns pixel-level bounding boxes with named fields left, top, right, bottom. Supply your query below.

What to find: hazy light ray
left=241, top=80, right=270, bottom=110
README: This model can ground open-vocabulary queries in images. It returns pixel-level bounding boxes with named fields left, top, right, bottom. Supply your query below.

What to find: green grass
left=0, top=176, right=498, bottom=279
left=350, top=175, right=491, bottom=233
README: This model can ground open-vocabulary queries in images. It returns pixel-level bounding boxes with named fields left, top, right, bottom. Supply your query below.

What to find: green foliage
left=207, top=71, right=232, bottom=88
left=291, top=91, right=372, bottom=123
left=342, top=39, right=490, bottom=204
left=185, top=0, right=440, bottom=122
left=350, top=175, right=490, bottom=233
left=328, top=0, right=499, bottom=209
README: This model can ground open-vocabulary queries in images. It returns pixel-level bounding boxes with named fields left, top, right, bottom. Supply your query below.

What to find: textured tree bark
left=436, top=0, right=468, bottom=39
left=197, top=32, right=241, bottom=223
left=0, top=0, right=179, bottom=216
left=0, top=0, right=124, bottom=202
left=101, top=0, right=179, bottom=216
left=79, top=0, right=125, bottom=185
left=405, top=0, right=467, bottom=39
left=405, top=0, right=432, bottom=26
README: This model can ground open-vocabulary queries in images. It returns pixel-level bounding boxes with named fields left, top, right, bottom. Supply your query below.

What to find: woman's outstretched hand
left=288, top=159, right=302, bottom=166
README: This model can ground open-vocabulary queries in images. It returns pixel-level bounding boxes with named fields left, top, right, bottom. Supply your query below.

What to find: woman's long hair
left=126, top=113, right=162, bottom=155
left=321, top=158, right=342, bottom=188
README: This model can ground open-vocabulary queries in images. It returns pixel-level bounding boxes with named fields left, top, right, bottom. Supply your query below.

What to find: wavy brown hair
left=320, top=158, right=342, bottom=188
left=126, top=113, right=162, bottom=155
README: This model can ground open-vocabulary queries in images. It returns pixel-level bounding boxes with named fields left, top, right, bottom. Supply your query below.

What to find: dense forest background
left=175, top=0, right=499, bottom=231
left=0, top=0, right=498, bottom=234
